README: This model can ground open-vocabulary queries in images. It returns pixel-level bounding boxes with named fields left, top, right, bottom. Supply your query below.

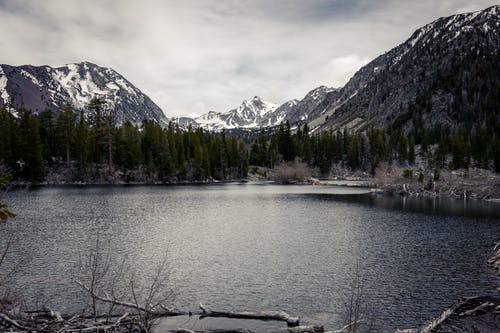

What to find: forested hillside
left=1, top=97, right=499, bottom=184
left=0, top=98, right=248, bottom=183
left=1, top=6, right=499, bottom=184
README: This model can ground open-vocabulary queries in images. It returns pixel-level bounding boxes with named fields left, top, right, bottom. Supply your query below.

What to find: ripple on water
left=1, top=184, right=499, bottom=331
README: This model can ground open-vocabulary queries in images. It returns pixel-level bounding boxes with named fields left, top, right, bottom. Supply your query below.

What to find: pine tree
left=38, top=108, right=56, bottom=161
left=87, top=97, right=106, bottom=164
left=75, top=109, right=89, bottom=175
left=18, top=109, right=44, bottom=180
left=408, top=135, right=415, bottom=165
left=56, top=105, right=76, bottom=167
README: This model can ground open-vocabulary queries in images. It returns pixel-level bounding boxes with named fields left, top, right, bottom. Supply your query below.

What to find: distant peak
left=484, top=5, right=499, bottom=15
left=60, top=61, right=111, bottom=72
left=314, top=85, right=335, bottom=92
left=485, top=4, right=499, bottom=11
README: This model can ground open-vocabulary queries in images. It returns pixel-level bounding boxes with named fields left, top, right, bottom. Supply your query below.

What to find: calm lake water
left=1, top=183, right=499, bottom=331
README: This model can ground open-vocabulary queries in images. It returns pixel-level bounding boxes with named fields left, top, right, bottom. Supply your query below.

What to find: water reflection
left=311, top=192, right=500, bottom=219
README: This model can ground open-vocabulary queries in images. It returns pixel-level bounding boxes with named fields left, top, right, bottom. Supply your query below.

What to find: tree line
left=1, top=95, right=499, bottom=183
left=0, top=98, right=248, bottom=182
left=250, top=119, right=500, bottom=176
left=249, top=50, right=500, bottom=176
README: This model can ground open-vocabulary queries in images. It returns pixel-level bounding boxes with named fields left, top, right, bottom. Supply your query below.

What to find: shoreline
left=8, top=176, right=500, bottom=203
left=378, top=181, right=500, bottom=202
left=9, top=178, right=249, bottom=188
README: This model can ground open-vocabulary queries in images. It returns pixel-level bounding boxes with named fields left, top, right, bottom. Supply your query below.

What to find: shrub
left=402, top=169, right=413, bottom=179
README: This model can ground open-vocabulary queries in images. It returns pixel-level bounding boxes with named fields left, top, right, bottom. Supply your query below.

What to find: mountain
left=186, top=86, right=339, bottom=132
left=3, top=6, right=497, bottom=133
left=193, top=96, right=279, bottom=131
left=310, top=5, right=500, bottom=133
left=272, top=85, right=341, bottom=126
left=0, top=61, right=167, bottom=124
left=186, top=5, right=499, bottom=133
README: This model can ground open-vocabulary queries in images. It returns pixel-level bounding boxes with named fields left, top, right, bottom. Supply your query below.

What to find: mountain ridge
left=189, top=5, right=500, bottom=133
left=312, top=5, right=500, bottom=132
left=1, top=5, right=498, bottom=133
left=0, top=61, right=167, bottom=124
left=177, top=85, right=340, bottom=131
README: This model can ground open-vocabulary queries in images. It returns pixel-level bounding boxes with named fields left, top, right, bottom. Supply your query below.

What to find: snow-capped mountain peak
left=194, top=96, right=279, bottom=131
left=183, top=86, right=339, bottom=132
left=0, top=62, right=166, bottom=124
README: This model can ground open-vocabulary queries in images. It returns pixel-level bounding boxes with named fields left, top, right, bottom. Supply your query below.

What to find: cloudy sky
left=0, top=0, right=497, bottom=117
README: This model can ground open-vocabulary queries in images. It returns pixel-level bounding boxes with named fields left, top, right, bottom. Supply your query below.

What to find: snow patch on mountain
left=20, top=69, right=43, bottom=88
left=194, top=96, right=279, bottom=131
left=0, top=66, right=10, bottom=105
left=0, top=62, right=166, bottom=125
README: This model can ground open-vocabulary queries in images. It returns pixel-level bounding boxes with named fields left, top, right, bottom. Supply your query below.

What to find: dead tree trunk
left=199, top=303, right=300, bottom=327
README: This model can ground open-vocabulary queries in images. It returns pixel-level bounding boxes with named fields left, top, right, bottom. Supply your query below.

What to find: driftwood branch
left=459, top=302, right=494, bottom=317
left=0, top=312, right=37, bottom=331
left=62, top=312, right=130, bottom=333
left=74, top=279, right=185, bottom=317
left=326, top=319, right=363, bottom=333
left=199, top=302, right=300, bottom=327
left=420, top=296, right=500, bottom=333
left=4, top=284, right=314, bottom=333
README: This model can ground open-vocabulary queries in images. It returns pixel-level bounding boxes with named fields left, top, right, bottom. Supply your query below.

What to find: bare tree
left=129, top=253, right=175, bottom=332
left=0, top=238, right=14, bottom=313
left=74, top=239, right=176, bottom=332
left=105, top=256, right=128, bottom=322
left=339, top=266, right=374, bottom=333
left=74, top=237, right=112, bottom=322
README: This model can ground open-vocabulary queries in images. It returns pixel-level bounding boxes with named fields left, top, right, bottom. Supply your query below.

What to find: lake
left=1, top=183, right=499, bottom=331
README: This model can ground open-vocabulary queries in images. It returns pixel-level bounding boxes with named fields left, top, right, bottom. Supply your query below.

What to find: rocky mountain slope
left=186, top=6, right=499, bottom=133
left=186, top=86, right=339, bottom=131
left=310, top=5, right=500, bottom=133
left=267, top=86, right=340, bottom=127
left=0, top=61, right=167, bottom=124
left=1, top=6, right=497, bottom=133
left=192, top=5, right=499, bottom=134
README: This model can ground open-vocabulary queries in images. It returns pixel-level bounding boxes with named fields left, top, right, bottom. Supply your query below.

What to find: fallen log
left=459, top=301, right=494, bottom=317
left=419, top=296, right=500, bottom=333
left=0, top=312, right=43, bottom=332
left=4, top=289, right=306, bottom=333
left=199, top=302, right=300, bottom=327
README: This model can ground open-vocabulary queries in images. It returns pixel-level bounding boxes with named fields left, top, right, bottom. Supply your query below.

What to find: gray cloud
left=0, top=0, right=497, bottom=117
